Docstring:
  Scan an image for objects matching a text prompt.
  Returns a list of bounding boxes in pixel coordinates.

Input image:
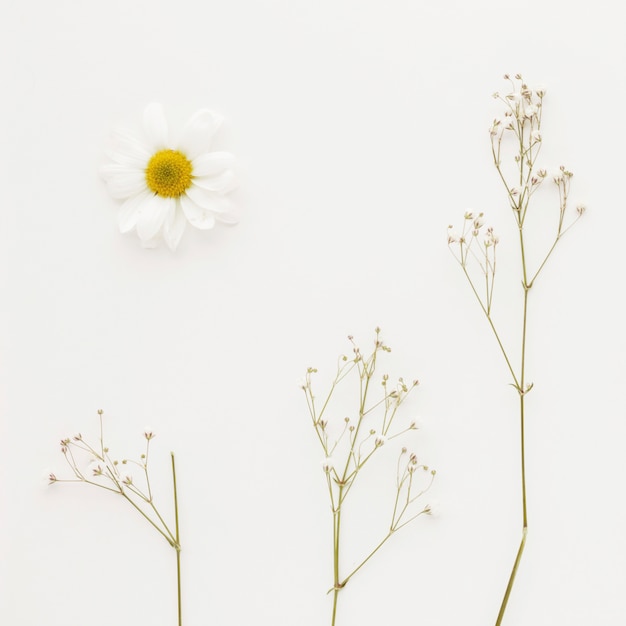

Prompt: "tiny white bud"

[524,104,538,118]
[43,470,57,487]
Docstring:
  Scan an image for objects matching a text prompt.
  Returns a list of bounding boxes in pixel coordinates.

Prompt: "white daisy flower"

[101,103,238,251]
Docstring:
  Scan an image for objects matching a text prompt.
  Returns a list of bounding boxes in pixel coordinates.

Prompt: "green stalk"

[494,229,530,625]
[330,352,375,626]
[171,452,182,626]
[331,486,344,626]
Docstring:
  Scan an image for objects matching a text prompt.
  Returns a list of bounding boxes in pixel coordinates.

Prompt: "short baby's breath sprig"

[302,329,435,626]
[449,75,584,625]
[50,410,183,626]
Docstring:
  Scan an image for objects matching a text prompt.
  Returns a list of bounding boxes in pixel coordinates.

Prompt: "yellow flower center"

[145,149,193,197]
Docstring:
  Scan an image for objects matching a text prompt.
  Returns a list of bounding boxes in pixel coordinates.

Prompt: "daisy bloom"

[101,103,238,250]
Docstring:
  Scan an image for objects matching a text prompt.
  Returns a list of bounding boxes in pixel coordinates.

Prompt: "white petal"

[180,194,216,230]
[136,194,173,241]
[215,211,239,226]
[143,103,169,150]
[193,170,237,194]
[163,202,187,251]
[102,168,146,200]
[100,163,132,181]
[118,190,152,233]
[177,109,223,160]
[185,185,231,213]
[214,211,239,225]
[192,152,235,177]
[109,129,151,167]
[140,237,160,249]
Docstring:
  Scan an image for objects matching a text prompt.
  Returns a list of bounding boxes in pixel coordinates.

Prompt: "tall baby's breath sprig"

[302,329,435,626]
[49,410,183,626]
[448,75,584,625]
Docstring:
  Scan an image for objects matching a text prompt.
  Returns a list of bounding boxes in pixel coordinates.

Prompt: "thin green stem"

[119,491,176,548]
[171,453,182,626]
[461,264,520,390]
[494,224,531,625]
[337,532,392,590]
[149,501,176,544]
[520,396,528,528]
[331,588,339,626]
[495,528,528,626]
[331,485,344,626]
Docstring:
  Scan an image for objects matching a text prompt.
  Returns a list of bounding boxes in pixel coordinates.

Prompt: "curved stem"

[495,527,528,626]
[171,453,182,626]
[495,230,531,624]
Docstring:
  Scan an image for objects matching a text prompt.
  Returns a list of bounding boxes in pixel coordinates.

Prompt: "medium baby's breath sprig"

[302,329,435,626]
[49,410,183,626]
[448,75,584,625]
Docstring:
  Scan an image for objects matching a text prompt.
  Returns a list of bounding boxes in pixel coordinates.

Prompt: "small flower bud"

[524,105,538,118]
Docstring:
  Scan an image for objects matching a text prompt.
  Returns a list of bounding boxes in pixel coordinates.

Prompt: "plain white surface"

[1,1,625,625]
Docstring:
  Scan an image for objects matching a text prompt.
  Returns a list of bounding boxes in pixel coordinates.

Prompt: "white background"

[1,1,625,625]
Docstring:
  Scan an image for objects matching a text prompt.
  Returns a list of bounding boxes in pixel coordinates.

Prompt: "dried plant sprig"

[448,75,584,625]
[302,328,435,626]
[50,410,183,626]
